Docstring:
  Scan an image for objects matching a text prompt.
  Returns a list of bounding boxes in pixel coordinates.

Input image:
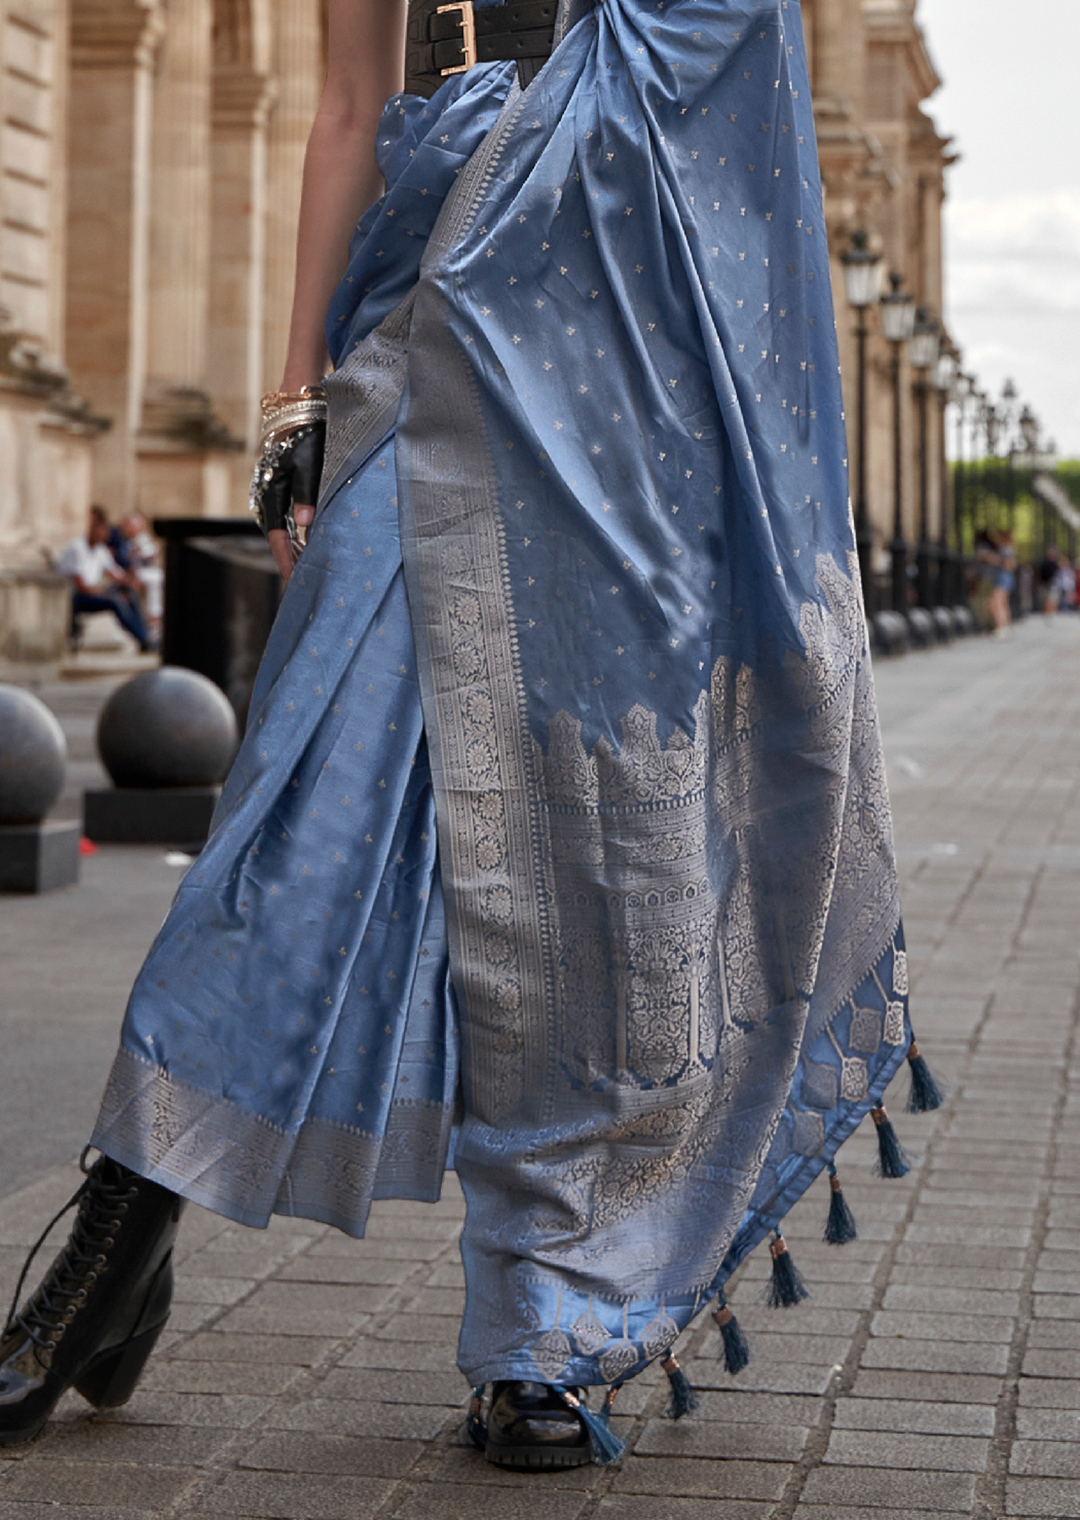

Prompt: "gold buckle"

[437,1,477,75]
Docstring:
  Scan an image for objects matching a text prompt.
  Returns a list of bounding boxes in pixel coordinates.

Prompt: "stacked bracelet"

[250,384,329,540]
[258,386,328,450]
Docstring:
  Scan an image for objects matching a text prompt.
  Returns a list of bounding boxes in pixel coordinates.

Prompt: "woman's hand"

[268,504,316,583]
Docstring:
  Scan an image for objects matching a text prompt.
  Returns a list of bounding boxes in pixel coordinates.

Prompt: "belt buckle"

[437,1,477,75]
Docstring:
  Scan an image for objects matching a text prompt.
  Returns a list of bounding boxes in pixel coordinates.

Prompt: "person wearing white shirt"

[56,507,151,651]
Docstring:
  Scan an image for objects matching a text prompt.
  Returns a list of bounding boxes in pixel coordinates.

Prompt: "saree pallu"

[94,0,913,1389]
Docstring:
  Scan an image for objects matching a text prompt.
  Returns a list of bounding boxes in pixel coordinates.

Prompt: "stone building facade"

[0,0,949,674]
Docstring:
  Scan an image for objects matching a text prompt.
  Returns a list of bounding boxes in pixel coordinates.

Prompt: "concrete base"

[84,787,220,845]
[0,820,80,893]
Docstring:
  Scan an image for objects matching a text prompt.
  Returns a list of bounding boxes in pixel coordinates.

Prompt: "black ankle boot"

[0,1153,184,1446]
[485,1380,591,1469]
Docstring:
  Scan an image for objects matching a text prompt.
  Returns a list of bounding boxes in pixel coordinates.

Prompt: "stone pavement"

[2,616,1080,1520]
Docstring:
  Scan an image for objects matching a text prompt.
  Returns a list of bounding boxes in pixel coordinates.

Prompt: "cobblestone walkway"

[2,617,1079,1520]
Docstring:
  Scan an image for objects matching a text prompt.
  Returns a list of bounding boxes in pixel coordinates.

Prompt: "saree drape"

[93,0,911,1388]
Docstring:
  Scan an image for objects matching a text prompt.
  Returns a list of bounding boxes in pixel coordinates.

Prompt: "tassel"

[712,1291,751,1373]
[660,1352,699,1420]
[905,1040,947,1114]
[599,1383,621,1428]
[465,1385,486,1451]
[871,1104,913,1178]
[823,1161,858,1245]
[765,1230,811,1307]
[559,1388,626,1466]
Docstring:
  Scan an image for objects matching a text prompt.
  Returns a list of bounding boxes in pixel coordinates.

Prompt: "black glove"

[251,420,327,542]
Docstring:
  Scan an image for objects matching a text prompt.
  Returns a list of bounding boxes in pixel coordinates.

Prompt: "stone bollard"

[0,685,80,892]
[83,667,239,847]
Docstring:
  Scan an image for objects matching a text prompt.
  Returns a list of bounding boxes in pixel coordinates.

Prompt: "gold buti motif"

[598,1338,639,1384]
[530,1327,573,1382]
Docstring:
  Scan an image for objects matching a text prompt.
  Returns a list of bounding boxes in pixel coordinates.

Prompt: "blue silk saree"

[93,0,912,1389]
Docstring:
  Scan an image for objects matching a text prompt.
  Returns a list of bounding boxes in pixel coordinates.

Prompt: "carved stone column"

[262,0,322,393]
[66,0,164,512]
[209,7,274,454]
[137,0,241,518]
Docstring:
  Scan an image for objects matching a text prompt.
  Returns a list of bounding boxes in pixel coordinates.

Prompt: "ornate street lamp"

[881,273,916,612]
[935,343,960,604]
[953,370,975,597]
[909,307,939,608]
[841,230,882,605]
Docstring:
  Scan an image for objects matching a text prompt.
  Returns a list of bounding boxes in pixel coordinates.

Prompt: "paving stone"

[870,1310,1014,1344]
[800,1465,977,1511]
[339,1340,462,1373]
[1028,1320,1080,1348]
[1017,1407,1080,1441]
[881,1283,1021,1316]
[1005,1476,1080,1516]
[36,1420,235,1466]
[1018,1379,1080,1411]
[87,1390,271,1428]
[690,1392,824,1427]
[687,1358,834,1396]
[611,1456,790,1501]
[596,1500,770,1520]
[2,1461,201,1509]
[170,1331,338,1366]
[1022,1348,1080,1379]
[265,1398,456,1440]
[238,1432,424,1477]
[197,1471,396,1518]
[1032,1294,1080,1320]
[0,1509,158,1520]
[795,1510,963,1520]
[833,1396,995,1436]
[850,1374,1002,1404]
[367,1312,464,1344]
[140,1360,304,1396]
[392,1489,589,1520]
[860,1338,1008,1376]
[212,1304,370,1339]
[1010,1441,1080,1479]
[423,1447,597,1490]
[172,1275,256,1306]
[634,1419,808,1462]
[316,1367,470,1407]
[275,1255,413,1285]
[823,1428,990,1473]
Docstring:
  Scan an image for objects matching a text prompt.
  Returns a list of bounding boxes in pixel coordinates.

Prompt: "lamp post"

[880,272,916,611]
[909,307,939,608]
[953,371,974,602]
[935,342,959,605]
[1019,405,1042,555]
[841,230,882,607]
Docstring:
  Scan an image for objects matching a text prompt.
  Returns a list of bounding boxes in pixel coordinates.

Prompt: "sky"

[916,0,1080,459]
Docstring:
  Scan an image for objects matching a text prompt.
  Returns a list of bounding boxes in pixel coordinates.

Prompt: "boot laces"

[3,1147,139,1361]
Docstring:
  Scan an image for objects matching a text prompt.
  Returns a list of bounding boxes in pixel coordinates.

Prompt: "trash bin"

[154,518,280,728]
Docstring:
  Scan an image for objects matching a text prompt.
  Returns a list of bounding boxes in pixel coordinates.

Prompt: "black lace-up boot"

[0,1152,184,1446]
[485,1380,591,1469]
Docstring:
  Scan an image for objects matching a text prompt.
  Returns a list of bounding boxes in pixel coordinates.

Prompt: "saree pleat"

[95,0,914,1389]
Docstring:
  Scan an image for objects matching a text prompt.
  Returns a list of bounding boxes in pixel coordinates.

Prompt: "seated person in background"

[119,512,165,643]
[56,506,153,652]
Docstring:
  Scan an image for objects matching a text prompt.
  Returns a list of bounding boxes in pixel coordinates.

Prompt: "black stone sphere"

[0,684,68,824]
[97,667,239,790]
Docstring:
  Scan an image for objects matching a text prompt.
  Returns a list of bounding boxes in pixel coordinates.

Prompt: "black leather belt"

[405,0,558,98]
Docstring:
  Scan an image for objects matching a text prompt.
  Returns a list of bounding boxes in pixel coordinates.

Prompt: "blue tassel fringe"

[560,1389,626,1465]
[871,1105,913,1178]
[905,1040,947,1113]
[713,1291,751,1373]
[765,1230,811,1307]
[823,1161,858,1245]
[661,1353,699,1420]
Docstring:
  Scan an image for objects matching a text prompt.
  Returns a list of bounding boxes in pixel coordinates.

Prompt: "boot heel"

[73,1321,166,1409]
